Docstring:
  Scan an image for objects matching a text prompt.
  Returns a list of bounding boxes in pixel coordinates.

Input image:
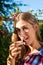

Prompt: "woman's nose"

[20,31,26,38]
[21,30,25,35]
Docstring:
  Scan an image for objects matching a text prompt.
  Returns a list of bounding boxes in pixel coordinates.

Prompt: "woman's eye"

[23,27,28,32]
[16,28,20,34]
[23,27,28,30]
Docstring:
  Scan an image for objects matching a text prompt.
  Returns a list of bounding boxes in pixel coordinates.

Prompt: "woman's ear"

[34,23,39,32]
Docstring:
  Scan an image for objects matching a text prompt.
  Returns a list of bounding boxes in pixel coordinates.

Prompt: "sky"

[14,0,43,12]
[13,0,43,20]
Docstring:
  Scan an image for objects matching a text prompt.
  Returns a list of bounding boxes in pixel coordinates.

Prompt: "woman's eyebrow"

[15,28,20,31]
[22,25,27,28]
[22,25,28,29]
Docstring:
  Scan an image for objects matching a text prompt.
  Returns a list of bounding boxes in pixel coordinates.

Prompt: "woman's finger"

[11,47,21,53]
[7,57,11,65]
[11,50,21,57]
[14,41,25,47]
[9,43,15,51]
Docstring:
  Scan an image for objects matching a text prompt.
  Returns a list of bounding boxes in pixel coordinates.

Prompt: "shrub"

[39,22,43,42]
[0,25,12,65]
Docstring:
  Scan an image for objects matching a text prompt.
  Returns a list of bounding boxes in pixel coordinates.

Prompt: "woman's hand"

[7,41,25,65]
[9,41,25,57]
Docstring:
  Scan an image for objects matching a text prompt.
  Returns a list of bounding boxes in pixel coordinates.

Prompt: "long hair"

[15,12,41,41]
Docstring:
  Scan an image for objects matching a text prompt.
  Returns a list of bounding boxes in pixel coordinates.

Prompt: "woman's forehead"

[16,20,32,29]
[16,20,27,27]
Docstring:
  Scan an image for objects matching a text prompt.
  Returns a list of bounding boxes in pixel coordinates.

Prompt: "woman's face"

[16,20,37,46]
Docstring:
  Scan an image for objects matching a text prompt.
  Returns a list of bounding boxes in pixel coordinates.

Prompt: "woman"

[7,12,43,65]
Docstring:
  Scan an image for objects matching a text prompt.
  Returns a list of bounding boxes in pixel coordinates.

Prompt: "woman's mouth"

[23,38,28,42]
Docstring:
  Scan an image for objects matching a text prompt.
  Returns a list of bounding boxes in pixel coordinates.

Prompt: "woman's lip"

[23,38,28,42]
[23,40,26,42]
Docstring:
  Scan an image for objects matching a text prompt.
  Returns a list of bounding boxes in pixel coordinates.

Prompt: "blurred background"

[0,0,43,65]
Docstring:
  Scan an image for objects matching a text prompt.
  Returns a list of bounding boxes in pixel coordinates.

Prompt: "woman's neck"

[31,39,41,50]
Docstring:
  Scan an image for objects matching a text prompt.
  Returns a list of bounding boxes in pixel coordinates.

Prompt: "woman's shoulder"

[39,47,43,56]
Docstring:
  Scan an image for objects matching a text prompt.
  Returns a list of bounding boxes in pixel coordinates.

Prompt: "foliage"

[28,9,43,20]
[39,22,43,42]
[0,25,12,65]
[0,0,21,33]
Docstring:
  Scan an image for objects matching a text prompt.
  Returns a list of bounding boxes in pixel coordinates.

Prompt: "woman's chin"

[26,41,32,46]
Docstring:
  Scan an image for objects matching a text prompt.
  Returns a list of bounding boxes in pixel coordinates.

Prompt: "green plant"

[39,22,43,42]
[0,25,12,65]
